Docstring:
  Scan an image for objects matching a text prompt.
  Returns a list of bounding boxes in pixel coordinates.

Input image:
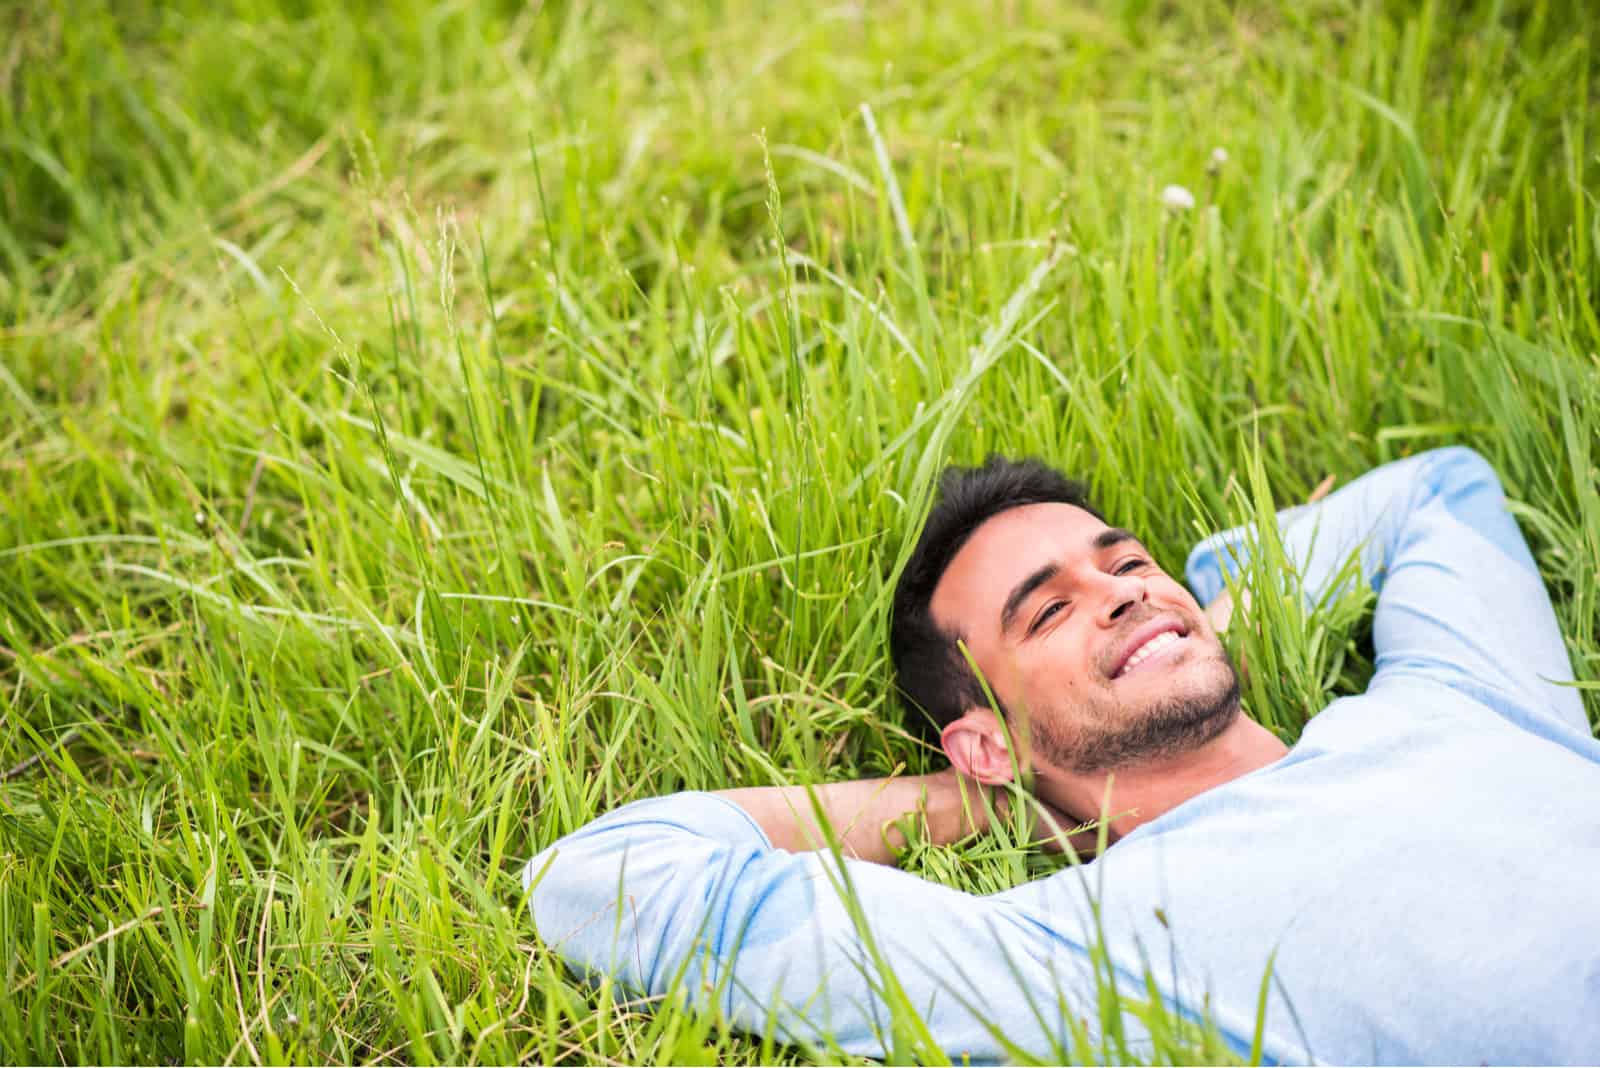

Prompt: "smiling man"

[524,447,1600,1064]
[898,460,1284,843]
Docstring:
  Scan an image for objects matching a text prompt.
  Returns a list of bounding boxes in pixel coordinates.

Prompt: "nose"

[1095,570,1148,627]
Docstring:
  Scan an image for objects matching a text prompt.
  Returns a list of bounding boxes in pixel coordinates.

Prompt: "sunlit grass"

[2,0,1597,1061]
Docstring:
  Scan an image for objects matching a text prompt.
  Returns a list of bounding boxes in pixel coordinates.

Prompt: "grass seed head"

[1161,183,1196,211]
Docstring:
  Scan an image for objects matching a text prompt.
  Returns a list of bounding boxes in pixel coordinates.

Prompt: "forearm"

[1186,455,1421,608]
[715,768,991,865]
[523,790,1086,1061]
[1185,448,1584,733]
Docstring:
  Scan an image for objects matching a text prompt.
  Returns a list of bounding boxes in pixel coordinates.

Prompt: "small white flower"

[1160,184,1196,212]
[1209,146,1229,169]
[194,511,206,526]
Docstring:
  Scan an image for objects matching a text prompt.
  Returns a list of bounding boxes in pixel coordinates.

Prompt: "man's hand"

[1206,587,1239,634]
[991,782,1105,860]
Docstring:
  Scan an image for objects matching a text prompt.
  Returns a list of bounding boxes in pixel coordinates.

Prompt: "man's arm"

[523,790,1119,1061]
[1186,446,1588,740]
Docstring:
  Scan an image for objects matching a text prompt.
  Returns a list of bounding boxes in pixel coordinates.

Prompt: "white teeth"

[1119,631,1179,676]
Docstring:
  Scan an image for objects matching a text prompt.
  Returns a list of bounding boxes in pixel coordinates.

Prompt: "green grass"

[3,0,1598,1061]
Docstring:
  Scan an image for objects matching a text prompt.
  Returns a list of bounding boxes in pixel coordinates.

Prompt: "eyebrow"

[1094,527,1139,551]
[1000,562,1060,636]
[997,528,1144,635]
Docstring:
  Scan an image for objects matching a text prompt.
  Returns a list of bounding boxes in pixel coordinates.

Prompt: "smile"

[1112,624,1188,679]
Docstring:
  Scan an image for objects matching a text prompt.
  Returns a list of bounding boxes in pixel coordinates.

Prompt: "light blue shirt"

[524,448,1600,1064]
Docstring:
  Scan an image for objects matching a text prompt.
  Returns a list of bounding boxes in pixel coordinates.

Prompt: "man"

[524,447,1600,1063]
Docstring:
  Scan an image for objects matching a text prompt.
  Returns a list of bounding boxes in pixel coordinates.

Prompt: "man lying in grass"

[524,447,1600,1064]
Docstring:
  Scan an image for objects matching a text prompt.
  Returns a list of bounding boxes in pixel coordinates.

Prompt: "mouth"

[1110,618,1190,680]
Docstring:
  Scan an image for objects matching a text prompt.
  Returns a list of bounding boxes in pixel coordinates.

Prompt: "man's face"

[929,502,1240,774]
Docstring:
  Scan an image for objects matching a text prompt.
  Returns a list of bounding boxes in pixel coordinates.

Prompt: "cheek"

[1156,582,1205,624]
[1016,635,1094,701]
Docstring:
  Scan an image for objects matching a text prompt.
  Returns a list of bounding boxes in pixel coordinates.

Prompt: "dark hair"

[889,455,1102,745]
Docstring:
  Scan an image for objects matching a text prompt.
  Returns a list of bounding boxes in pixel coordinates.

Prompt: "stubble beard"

[1028,644,1243,776]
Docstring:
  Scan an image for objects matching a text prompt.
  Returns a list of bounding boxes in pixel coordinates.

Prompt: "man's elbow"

[1424,445,1503,495]
[520,833,629,947]
[520,843,573,940]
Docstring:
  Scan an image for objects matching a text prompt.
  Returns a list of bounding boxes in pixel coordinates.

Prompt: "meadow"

[3,0,1598,1062]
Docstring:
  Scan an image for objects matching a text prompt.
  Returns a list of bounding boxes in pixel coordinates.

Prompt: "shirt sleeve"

[1185,446,1588,740]
[523,792,1122,1062]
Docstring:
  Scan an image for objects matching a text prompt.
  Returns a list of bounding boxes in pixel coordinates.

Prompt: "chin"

[1121,641,1235,707]
[1152,650,1241,728]
[1154,668,1240,735]
[1058,650,1242,774]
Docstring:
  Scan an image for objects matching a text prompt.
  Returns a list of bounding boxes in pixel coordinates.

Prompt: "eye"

[1028,600,1066,634]
[1115,557,1148,575]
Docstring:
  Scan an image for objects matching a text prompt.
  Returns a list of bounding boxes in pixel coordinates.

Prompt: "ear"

[941,708,1016,785]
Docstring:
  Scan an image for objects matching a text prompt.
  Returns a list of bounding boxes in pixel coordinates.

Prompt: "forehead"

[929,502,1112,630]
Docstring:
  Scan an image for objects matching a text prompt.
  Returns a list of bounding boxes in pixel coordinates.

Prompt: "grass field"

[3,0,1599,1062]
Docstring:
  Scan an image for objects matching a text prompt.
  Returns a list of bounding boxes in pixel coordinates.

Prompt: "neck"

[1035,713,1288,843]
